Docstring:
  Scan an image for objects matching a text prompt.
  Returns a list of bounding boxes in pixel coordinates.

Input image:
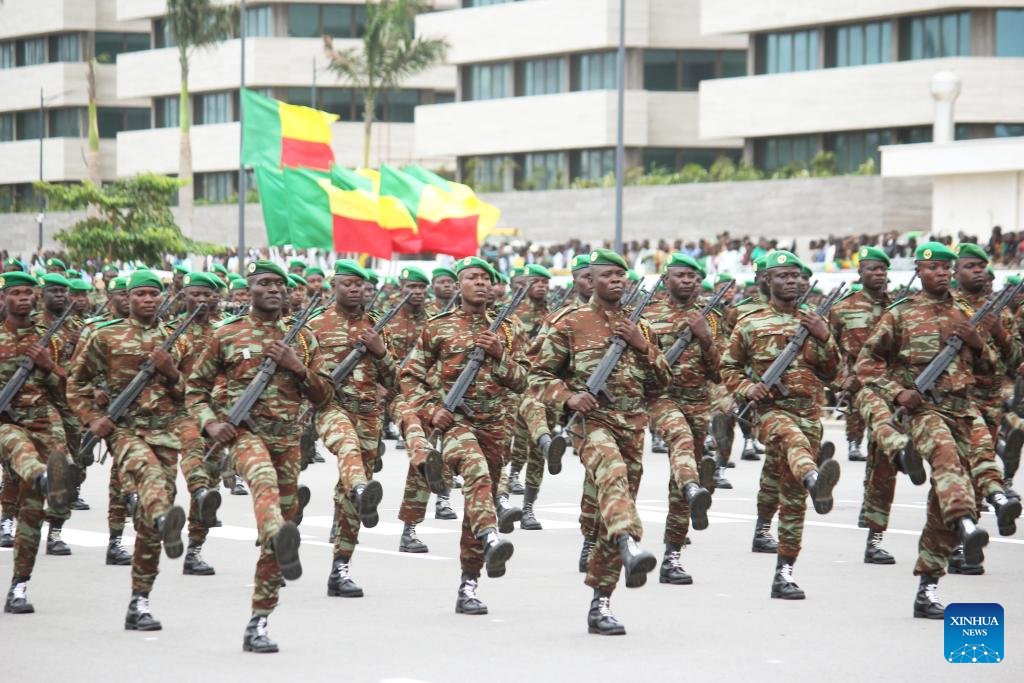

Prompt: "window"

[322,4,353,38]
[644,49,747,89]
[17,37,47,66]
[828,21,892,67]
[288,4,320,37]
[996,10,1024,57]
[196,172,233,203]
[155,96,180,128]
[244,5,274,37]
[0,42,15,69]
[754,135,817,172]
[94,32,150,62]
[289,4,363,38]
[899,12,969,60]
[48,33,81,63]
[755,30,819,74]
[523,152,567,190]
[463,0,520,6]
[572,52,616,91]
[434,91,455,105]
[643,49,676,90]
[98,108,149,138]
[720,51,746,78]
[642,148,677,172]
[320,88,355,120]
[0,114,13,142]
[996,123,1024,138]
[463,155,513,192]
[519,57,563,96]
[154,19,177,48]
[195,92,232,124]
[465,63,511,100]
[681,51,716,90]
[827,129,894,173]
[575,149,615,180]
[382,90,419,123]
[48,108,81,137]
[16,111,42,140]
[642,148,741,172]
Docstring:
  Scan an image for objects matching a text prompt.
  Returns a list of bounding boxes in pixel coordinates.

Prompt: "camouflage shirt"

[957,290,1020,394]
[0,319,65,419]
[645,296,723,396]
[386,305,430,365]
[829,289,891,366]
[309,305,396,409]
[516,297,549,337]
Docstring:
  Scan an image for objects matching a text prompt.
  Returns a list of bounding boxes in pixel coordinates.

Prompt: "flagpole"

[237,0,247,271]
[613,0,625,254]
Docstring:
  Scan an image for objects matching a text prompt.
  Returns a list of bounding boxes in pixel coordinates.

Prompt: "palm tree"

[165,0,237,236]
[324,0,448,167]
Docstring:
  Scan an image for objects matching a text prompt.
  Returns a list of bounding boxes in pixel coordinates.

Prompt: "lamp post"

[238,0,247,269]
[613,0,625,254]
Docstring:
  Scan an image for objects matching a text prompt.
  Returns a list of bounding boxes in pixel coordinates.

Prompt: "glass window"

[48,33,81,63]
[573,52,616,91]
[155,96,180,128]
[196,172,233,203]
[995,123,1024,138]
[16,111,41,140]
[245,5,274,37]
[197,92,232,124]
[383,90,418,122]
[0,113,13,141]
[18,37,47,66]
[643,49,677,90]
[434,91,455,105]
[720,51,746,78]
[520,57,563,96]
[154,19,177,48]
[463,155,513,192]
[318,88,354,121]
[757,29,817,74]
[466,63,510,101]
[642,148,677,172]
[322,4,353,38]
[576,149,615,180]
[98,107,149,138]
[754,135,816,171]
[829,21,891,67]
[900,12,969,60]
[354,5,368,37]
[48,108,81,137]
[522,152,567,190]
[827,129,894,173]
[0,42,14,69]
[94,32,150,63]
[996,10,1024,56]
[681,50,716,90]
[288,4,320,37]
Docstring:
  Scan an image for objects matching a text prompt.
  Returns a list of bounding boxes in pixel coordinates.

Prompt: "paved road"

[2,421,1021,682]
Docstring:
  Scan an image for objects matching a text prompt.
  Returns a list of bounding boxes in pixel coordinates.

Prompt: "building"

[698,1,1024,174]
[413,0,748,192]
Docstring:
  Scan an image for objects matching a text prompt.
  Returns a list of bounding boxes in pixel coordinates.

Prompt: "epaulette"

[836,289,859,304]
[83,315,107,326]
[886,297,911,311]
[735,306,765,322]
[94,318,125,331]
[428,308,457,321]
[212,315,242,330]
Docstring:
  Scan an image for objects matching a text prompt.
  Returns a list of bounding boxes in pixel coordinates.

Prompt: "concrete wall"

[0,175,932,255]
[932,172,1023,236]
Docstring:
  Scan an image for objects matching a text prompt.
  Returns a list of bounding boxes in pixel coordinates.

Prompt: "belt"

[122,414,174,430]
[936,394,972,413]
[604,396,644,412]
[460,396,506,413]
[764,396,819,412]
[251,421,301,437]
[667,386,708,401]
[334,396,382,415]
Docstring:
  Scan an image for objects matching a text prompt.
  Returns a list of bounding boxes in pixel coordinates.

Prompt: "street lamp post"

[37,87,44,251]
[614,0,625,254]
[238,0,247,270]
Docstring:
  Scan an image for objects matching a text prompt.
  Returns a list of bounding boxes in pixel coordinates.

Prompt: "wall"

[932,172,1023,236]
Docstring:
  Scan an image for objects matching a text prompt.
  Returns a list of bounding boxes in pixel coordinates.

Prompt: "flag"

[332,167,421,254]
[379,165,479,258]
[402,165,501,240]
[253,165,290,246]
[241,88,338,172]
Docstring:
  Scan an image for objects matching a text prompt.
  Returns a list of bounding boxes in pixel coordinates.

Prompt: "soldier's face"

[306,274,324,293]
[42,285,68,313]
[289,265,305,275]
[184,286,212,319]
[667,267,700,300]
[249,274,287,314]
[955,257,987,294]
[528,276,549,302]
[459,269,491,306]
[573,268,594,300]
[110,290,130,317]
[362,282,376,303]
[491,282,507,301]
[592,265,626,304]
[70,291,89,314]
[858,261,888,292]
[173,273,184,290]
[768,267,802,302]
[289,287,306,309]
[334,274,366,309]
[129,286,162,320]
[233,289,251,305]
[917,260,952,295]
[4,286,36,317]
[432,276,455,300]
[402,280,428,307]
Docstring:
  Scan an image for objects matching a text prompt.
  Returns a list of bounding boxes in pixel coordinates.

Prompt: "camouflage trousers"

[172,415,216,545]
[1,465,18,519]
[107,457,130,533]
[0,417,67,578]
[649,396,708,545]
[499,396,554,495]
[228,428,302,616]
[45,415,81,527]
[757,408,822,559]
[856,387,899,532]
[109,429,177,595]
[576,419,644,594]
[709,384,735,462]
[396,407,433,526]
[317,404,382,558]
[845,390,865,443]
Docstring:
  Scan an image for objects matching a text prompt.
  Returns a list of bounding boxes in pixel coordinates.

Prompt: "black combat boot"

[804,459,841,515]
[183,542,215,575]
[616,535,656,588]
[479,528,514,578]
[659,542,692,585]
[455,572,487,615]
[740,438,760,461]
[231,475,248,496]
[70,487,90,511]
[578,536,595,573]
[864,529,895,565]
[751,516,778,553]
[587,589,626,635]
[1006,477,1021,502]
[898,440,927,486]
[327,556,363,597]
[913,575,944,619]
[192,487,222,529]
[651,433,668,454]
[4,576,33,614]
[45,520,71,556]
[124,592,161,631]
[399,522,428,553]
[106,530,132,566]
[987,492,1022,536]
[45,453,72,512]
[271,522,302,580]
[294,485,311,526]
[956,516,989,566]
[682,482,712,531]
[948,544,984,575]
[0,516,14,548]
[1002,427,1024,484]
[847,439,866,462]
[508,464,525,495]
[353,480,383,528]
[435,492,457,520]
[698,455,717,494]
[544,433,568,475]
[713,466,733,489]
[770,556,805,600]
[155,505,186,559]
[494,494,522,533]
[520,486,543,530]
[420,449,446,494]
[242,614,278,653]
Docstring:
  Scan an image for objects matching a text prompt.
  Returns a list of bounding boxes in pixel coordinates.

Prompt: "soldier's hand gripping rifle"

[0,304,75,424]
[545,274,666,475]
[664,281,733,366]
[733,281,847,426]
[203,293,322,463]
[331,292,412,390]
[80,304,207,467]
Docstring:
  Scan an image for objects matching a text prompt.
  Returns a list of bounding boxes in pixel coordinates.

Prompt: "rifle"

[664,281,734,366]
[90,298,110,319]
[733,281,846,425]
[546,275,666,474]
[331,292,412,389]
[203,293,322,463]
[80,304,207,467]
[550,283,574,311]
[893,272,917,302]
[364,286,384,314]
[439,292,461,316]
[619,279,643,307]
[0,304,75,423]
[155,290,182,320]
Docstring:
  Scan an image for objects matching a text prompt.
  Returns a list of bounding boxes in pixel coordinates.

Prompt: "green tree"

[38,174,224,264]
[165,0,238,236]
[323,0,448,167]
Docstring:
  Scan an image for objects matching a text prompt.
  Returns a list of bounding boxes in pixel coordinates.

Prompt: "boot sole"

[913,605,945,619]
[698,456,717,493]
[435,510,458,520]
[4,604,35,614]
[295,485,311,525]
[520,518,543,531]
[46,455,73,512]
[812,459,841,515]
[623,553,657,588]
[161,506,186,559]
[399,543,429,554]
[125,621,162,631]
[901,443,927,486]
[962,527,989,566]
[106,557,132,566]
[273,522,303,581]
[659,573,694,585]
[485,541,515,578]
[455,603,488,615]
[422,450,447,495]
[864,553,896,565]
[741,452,760,461]
[327,587,364,598]
[359,480,383,529]
[546,435,568,475]
[751,541,778,554]
[819,441,835,462]
[243,639,279,653]
[588,625,626,635]
[198,489,222,529]
[497,509,523,534]
[770,589,806,600]
[948,564,985,575]
[183,566,216,576]
[996,498,1022,537]
[687,488,712,531]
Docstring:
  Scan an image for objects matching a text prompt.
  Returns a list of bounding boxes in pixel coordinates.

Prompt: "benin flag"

[380,165,479,258]
[241,89,338,171]
[332,167,421,254]
[403,165,501,241]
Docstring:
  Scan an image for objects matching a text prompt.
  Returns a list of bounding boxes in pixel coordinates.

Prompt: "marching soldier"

[516,264,551,338]
[304,266,326,297]
[424,266,457,317]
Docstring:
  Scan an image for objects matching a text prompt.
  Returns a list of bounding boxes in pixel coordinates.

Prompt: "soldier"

[3,257,27,273]
[309,260,391,598]
[304,266,326,297]
[228,278,251,313]
[363,271,381,313]
[45,257,67,275]
[68,278,93,317]
[211,263,231,286]
[67,270,189,630]
[720,250,842,600]
[101,264,119,290]
[491,272,509,306]
[400,256,523,615]
[830,246,900,563]
[530,248,671,636]
[424,266,457,317]
[856,242,1020,619]
[517,264,551,338]
[0,271,77,613]
[287,274,308,316]
[288,259,307,276]
[186,260,332,652]
[645,253,719,585]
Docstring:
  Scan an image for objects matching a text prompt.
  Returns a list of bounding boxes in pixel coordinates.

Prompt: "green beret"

[453,256,497,283]
[212,263,229,275]
[45,257,67,271]
[183,272,220,290]
[365,270,380,284]
[213,277,227,291]
[915,241,957,262]
[288,259,306,269]
[245,259,288,281]
[0,272,40,289]
[812,286,824,295]
[701,279,713,291]
[66,269,80,279]
[323,281,331,290]
[665,252,707,278]
[128,270,164,291]
[172,264,190,275]
[287,274,307,289]
[764,250,802,270]
[956,243,989,263]
[716,273,735,284]
[229,279,249,291]
[432,267,457,282]
[385,276,399,286]
[800,262,812,277]
[754,255,769,272]
[228,274,245,284]
[987,266,995,278]
[857,246,891,267]
[108,276,128,292]
[1007,274,1022,286]
[743,279,756,287]
[69,279,93,292]
[40,273,71,288]
[526,264,552,280]
[571,254,591,271]
[334,259,367,280]
[400,266,430,284]
[588,248,628,271]
[4,257,26,270]
[304,266,325,278]
[496,272,510,284]
[32,266,45,277]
